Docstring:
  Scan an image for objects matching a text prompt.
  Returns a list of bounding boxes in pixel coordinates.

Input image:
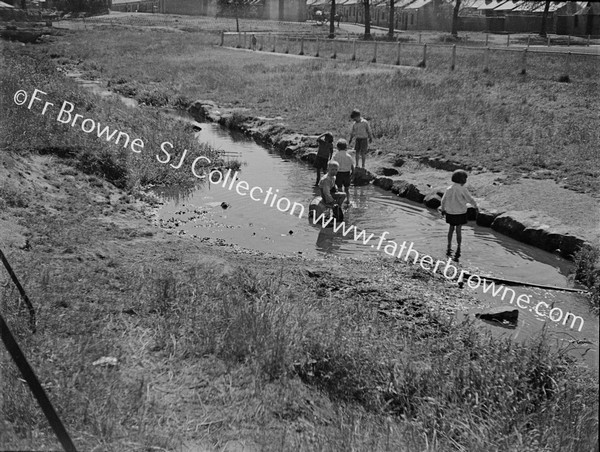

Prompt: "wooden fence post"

[526,35,530,48]
[567,34,570,46]
[547,36,551,47]
[273,34,277,52]
[316,37,320,57]
[237,31,241,48]
[420,44,427,67]
[285,36,289,54]
[418,32,422,44]
[566,51,571,77]
[220,31,224,46]
[372,40,377,63]
[351,39,356,61]
[588,34,591,46]
[300,37,304,55]
[485,33,489,46]
[332,39,337,59]
[395,41,401,65]
[450,44,456,70]
[483,46,490,73]
[259,35,264,51]
[521,48,527,75]
[506,33,510,47]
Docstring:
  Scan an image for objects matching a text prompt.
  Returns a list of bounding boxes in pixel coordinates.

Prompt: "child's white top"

[441,183,478,215]
[332,151,354,172]
[351,118,372,139]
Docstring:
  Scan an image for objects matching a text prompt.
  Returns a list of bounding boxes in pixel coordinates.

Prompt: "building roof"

[0,0,15,7]
[404,0,432,9]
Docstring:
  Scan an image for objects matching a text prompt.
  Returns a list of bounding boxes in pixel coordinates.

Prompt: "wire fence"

[221,31,599,81]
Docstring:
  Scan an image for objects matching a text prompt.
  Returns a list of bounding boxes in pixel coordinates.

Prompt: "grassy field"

[43,23,600,195]
[0,23,599,452]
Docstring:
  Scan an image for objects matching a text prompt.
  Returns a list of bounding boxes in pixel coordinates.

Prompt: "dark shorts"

[355,138,368,155]
[335,172,351,189]
[314,156,328,171]
[446,213,468,226]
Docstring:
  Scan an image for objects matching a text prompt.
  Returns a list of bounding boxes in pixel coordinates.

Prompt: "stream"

[61,71,597,369]
[154,121,599,369]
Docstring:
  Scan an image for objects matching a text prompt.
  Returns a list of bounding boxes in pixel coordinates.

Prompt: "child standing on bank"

[440,170,478,261]
[314,132,334,186]
[348,109,373,169]
[331,139,354,205]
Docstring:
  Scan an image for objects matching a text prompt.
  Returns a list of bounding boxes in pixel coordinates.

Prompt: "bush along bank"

[187,99,591,261]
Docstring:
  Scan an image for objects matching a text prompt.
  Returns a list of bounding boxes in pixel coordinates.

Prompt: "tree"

[451,0,461,37]
[218,0,244,33]
[539,0,551,37]
[363,0,372,39]
[388,0,395,39]
[329,0,336,38]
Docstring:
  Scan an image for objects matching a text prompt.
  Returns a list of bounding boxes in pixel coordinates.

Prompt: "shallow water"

[155,122,598,368]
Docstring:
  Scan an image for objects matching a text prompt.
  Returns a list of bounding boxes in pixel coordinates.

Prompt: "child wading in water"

[440,170,478,261]
[331,139,354,205]
[314,132,334,186]
[348,109,373,169]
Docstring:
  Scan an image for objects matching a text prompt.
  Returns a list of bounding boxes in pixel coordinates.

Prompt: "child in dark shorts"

[440,170,478,261]
[314,132,334,186]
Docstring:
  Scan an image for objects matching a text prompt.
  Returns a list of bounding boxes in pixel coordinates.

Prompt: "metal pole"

[450,44,456,71]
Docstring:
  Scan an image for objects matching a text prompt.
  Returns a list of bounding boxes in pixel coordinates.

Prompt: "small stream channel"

[155,121,599,368]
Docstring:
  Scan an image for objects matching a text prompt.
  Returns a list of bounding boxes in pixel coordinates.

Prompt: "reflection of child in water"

[440,170,478,261]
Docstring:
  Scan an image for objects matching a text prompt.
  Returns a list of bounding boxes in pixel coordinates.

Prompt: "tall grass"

[2,245,596,451]
[0,44,222,190]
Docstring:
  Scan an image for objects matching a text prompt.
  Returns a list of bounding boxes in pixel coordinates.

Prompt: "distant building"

[158,0,307,21]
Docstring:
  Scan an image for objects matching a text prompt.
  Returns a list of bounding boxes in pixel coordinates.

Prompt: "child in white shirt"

[440,170,478,261]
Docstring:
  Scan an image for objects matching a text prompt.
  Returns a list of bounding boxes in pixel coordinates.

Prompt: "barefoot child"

[440,170,478,261]
[331,139,354,205]
[348,109,373,169]
[314,132,334,186]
